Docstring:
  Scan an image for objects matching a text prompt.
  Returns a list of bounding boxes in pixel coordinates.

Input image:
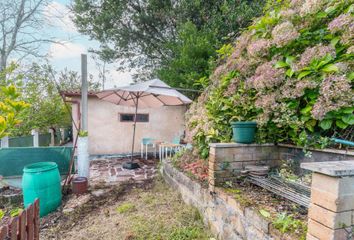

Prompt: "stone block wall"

[162,161,276,240]
[209,143,279,187]
[302,161,354,240]
[209,143,354,189]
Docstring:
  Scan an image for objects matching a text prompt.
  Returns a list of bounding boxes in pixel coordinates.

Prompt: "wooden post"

[48,129,55,146]
[31,129,39,147]
[0,136,9,148]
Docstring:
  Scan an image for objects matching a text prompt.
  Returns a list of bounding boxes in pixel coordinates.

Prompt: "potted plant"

[231,121,257,143]
[230,98,258,144]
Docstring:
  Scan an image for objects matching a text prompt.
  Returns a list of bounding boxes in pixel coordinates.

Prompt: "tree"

[0,65,29,138]
[0,0,55,70]
[72,0,264,85]
[9,64,101,136]
[157,22,216,96]
[91,54,109,90]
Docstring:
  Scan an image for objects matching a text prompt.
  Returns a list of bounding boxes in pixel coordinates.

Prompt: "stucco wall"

[71,97,187,155]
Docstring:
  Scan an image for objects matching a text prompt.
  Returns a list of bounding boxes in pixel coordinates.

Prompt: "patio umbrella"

[96,79,192,169]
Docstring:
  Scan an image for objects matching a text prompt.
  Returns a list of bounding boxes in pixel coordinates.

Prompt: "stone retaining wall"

[162,161,276,240]
[209,143,354,188]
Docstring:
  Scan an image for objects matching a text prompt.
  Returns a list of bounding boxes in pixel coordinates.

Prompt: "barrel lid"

[23,162,58,173]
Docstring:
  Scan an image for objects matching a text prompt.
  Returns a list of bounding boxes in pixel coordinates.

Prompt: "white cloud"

[44,1,77,33]
[108,70,134,88]
[49,41,86,59]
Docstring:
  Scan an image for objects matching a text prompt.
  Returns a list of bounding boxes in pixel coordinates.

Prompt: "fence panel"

[0,199,39,240]
[38,133,51,146]
[8,136,33,147]
[0,147,73,177]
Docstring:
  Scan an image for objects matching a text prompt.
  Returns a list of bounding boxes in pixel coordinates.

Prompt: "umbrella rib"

[100,91,116,99]
[153,94,167,106]
[114,91,126,105]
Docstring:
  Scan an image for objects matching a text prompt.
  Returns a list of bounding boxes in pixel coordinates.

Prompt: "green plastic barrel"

[22,162,62,217]
[231,121,257,143]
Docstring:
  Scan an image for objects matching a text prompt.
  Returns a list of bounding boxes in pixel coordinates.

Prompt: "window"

[119,113,149,122]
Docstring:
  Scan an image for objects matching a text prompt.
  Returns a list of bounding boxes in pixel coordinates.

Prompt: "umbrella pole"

[123,95,140,169]
[131,97,139,162]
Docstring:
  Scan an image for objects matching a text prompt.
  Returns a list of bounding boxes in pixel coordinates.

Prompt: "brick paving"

[89,158,158,187]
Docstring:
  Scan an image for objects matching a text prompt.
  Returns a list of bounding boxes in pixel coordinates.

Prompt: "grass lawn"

[41,177,213,240]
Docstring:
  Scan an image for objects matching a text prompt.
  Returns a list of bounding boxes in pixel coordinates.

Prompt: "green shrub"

[187,0,354,158]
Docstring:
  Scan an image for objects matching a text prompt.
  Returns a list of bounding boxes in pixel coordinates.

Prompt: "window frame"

[119,113,149,123]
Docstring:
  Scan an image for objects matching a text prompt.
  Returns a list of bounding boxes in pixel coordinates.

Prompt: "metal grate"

[246,175,310,208]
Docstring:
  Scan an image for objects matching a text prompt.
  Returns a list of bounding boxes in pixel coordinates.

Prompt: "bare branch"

[0,0,52,70]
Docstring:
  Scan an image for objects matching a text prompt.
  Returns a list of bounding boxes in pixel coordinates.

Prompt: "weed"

[0,209,4,220]
[273,212,305,234]
[169,226,205,240]
[116,203,136,214]
[225,188,252,206]
[10,208,23,217]
[259,209,271,218]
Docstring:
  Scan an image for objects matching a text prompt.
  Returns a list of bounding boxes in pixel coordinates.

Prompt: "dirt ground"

[40,177,213,240]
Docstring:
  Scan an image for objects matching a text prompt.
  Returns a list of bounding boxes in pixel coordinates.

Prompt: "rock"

[91,189,109,197]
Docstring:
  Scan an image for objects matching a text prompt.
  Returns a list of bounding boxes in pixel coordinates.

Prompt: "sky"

[42,0,133,88]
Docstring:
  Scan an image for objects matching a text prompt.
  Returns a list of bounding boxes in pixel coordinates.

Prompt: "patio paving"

[89,157,158,187]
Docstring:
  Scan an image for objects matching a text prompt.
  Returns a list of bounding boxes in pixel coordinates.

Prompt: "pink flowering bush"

[186,0,354,157]
[249,61,285,90]
[271,21,299,47]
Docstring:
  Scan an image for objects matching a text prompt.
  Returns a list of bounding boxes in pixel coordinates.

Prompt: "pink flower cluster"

[255,93,278,124]
[280,9,296,20]
[232,32,252,58]
[328,14,353,33]
[247,39,271,57]
[279,78,318,99]
[341,23,354,45]
[224,78,239,97]
[272,21,300,47]
[249,61,285,90]
[297,44,336,70]
[312,75,353,120]
[299,0,323,16]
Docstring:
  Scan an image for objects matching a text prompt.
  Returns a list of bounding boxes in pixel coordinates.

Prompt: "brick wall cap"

[209,143,275,148]
[278,144,354,156]
[301,161,354,176]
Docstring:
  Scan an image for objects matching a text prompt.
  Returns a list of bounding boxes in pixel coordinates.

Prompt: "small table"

[159,143,182,162]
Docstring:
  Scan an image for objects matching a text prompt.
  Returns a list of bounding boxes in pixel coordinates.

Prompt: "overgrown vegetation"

[0,63,100,136]
[72,0,265,93]
[273,212,307,239]
[116,203,135,214]
[41,179,212,240]
[0,65,29,138]
[186,0,354,158]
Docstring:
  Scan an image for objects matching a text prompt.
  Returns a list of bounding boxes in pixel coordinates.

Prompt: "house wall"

[71,97,187,155]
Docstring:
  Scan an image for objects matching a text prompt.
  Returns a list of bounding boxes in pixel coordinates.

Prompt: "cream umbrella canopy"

[96,79,192,169]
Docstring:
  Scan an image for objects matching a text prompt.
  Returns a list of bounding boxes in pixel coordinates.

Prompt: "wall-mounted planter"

[231,121,257,144]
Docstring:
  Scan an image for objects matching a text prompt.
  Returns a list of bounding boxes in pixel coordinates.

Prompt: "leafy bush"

[0,65,30,138]
[187,0,354,157]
